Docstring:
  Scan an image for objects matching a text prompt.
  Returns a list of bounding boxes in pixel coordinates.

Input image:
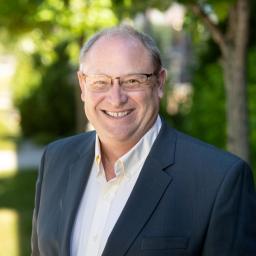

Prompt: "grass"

[0,170,37,256]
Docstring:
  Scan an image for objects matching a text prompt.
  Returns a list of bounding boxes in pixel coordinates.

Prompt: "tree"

[189,0,251,162]
[17,42,76,143]
[0,0,118,138]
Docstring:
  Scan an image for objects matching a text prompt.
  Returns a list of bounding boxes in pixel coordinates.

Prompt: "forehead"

[81,35,154,74]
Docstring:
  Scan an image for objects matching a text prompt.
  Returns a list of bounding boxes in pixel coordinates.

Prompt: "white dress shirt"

[71,116,162,256]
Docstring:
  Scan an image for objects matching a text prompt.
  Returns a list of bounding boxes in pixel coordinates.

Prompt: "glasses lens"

[86,75,111,91]
[121,74,149,90]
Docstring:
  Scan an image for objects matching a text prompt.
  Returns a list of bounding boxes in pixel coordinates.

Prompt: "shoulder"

[161,121,249,178]
[38,131,96,180]
[175,129,241,165]
[161,125,254,195]
[45,131,96,158]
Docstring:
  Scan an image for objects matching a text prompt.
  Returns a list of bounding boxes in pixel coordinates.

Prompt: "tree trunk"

[222,0,250,162]
[223,50,249,162]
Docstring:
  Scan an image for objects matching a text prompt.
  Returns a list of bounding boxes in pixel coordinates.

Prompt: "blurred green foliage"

[160,38,226,148]
[248,47,256,170]
[5,0,118,144]
[16,42,76,144]
[181,62,226,148]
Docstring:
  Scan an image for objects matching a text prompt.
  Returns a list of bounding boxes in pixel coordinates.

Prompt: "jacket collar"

[102,121,177,256]
[60,131,96,256]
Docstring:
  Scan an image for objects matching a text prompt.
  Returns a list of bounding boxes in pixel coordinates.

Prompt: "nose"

[106,80,128,107]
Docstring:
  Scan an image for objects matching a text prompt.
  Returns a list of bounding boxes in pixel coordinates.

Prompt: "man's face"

[78,35,166,148]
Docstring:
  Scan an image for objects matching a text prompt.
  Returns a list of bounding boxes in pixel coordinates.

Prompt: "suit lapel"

[102,122,177,256]
[59,133,96,256]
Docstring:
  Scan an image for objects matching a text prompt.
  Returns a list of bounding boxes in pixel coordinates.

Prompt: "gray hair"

[79,25,162,73]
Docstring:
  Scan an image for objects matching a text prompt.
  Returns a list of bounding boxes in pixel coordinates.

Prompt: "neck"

[99,139,136,181]
[100,139,134,163]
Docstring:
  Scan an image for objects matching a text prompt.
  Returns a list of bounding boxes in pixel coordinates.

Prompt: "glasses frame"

[78,71,157,92]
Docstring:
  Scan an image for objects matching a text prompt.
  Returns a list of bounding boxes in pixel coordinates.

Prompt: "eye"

[127,79,139,84]
[94,80,108,86]
[122,77,141,88]
[88,76,110,91]
[91,76,110,89]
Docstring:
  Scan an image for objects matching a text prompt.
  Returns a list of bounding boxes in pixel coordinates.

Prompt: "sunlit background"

[0,0,255,255]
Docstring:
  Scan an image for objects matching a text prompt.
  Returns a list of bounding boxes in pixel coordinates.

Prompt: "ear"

[157,68,167,98]
[77,71,86,102]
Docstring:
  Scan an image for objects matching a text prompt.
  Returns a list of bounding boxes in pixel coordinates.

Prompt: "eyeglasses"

[78,72,157,92]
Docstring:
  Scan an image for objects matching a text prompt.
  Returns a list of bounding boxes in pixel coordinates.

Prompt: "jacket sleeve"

[31,148,47,256]
[202,160,256,256]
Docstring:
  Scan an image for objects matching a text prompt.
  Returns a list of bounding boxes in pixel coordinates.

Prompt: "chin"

[105,131,137,142]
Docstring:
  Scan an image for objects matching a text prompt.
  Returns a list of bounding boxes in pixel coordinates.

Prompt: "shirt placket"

[85,175,122,256]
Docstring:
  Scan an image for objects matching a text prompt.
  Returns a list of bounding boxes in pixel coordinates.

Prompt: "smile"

[103,110,132,118]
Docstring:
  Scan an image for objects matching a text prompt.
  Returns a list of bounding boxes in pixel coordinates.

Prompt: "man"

[31,25,256,256]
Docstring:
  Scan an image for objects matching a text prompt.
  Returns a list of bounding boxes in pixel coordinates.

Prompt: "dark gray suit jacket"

[31,121,256,255]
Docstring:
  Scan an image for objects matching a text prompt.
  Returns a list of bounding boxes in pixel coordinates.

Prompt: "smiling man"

[31,25,256,256]
[77,32,165,180]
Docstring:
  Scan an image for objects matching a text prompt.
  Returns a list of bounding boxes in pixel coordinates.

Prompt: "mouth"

[102,110,133,118]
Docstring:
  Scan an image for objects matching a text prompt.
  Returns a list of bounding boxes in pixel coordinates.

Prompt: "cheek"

[144,89,161,105]
[125,87,160,104]
[83,92,104,107]
[84,95,107,122]
[129,93,147,109]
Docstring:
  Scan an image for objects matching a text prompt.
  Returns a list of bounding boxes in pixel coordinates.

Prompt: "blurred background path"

[0,141,43,172]
[0,55,43,172]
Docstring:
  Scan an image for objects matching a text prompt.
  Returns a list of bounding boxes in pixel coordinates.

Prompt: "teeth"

[105,111,129,118]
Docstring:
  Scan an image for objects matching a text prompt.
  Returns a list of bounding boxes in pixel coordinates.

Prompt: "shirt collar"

[94,115,162,179]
